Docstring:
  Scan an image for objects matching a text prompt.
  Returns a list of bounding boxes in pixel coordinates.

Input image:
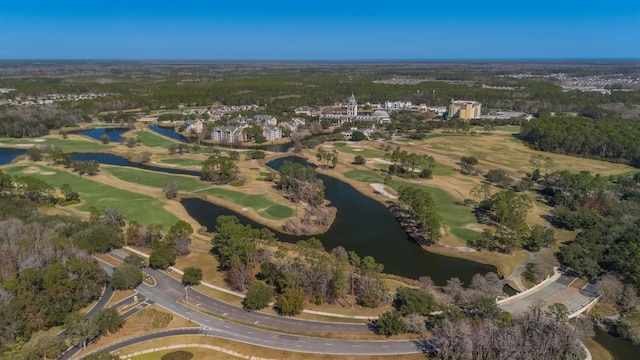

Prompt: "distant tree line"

[0,106,89,138]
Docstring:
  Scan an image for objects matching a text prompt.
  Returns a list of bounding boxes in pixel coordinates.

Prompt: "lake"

[182,155,495,283]
[148,125,189,143]
[0,147,28,165]
[64,151,495,283]
[75,127,129,142]
[70,153,201,177]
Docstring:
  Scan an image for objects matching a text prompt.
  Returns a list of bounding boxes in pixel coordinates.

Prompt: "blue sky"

[0,0,638,60]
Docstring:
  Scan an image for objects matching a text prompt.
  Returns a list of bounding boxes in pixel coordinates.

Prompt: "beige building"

[448,99,482,120]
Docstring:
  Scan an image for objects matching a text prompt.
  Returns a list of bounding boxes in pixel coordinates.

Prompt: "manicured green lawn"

[344,170,384,183]
[106,167,205,191]
[432,162,456,176]
[332,142,386,158]
[390,180,477,241]
[0,137,115,151]
[160,157,203,166]
[135,131,178,148]
[493,125,522,133]
[106,167,295,221]
[4,164,179,228]
[343,169,477,241]
[198,187,295,220]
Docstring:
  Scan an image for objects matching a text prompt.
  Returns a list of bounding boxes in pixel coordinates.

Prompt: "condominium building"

[448,99,482,120]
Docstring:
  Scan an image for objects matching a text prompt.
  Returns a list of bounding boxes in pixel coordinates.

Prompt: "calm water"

[75,127,129,142]
[148,125,189,143]
[182,156,495,283]
[0,147,27,165]
[70,153,201,177]
[594,326,640,360]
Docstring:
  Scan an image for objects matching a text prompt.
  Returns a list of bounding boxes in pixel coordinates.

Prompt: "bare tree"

[164,180,178,199]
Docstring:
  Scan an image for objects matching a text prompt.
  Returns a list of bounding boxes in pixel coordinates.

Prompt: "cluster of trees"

[201,154,241,184]
[459,156,479,176]
[594,274,640,344]
[211,216,388,314]
[546,171,640,290]
[0,195,120,358]
[0,106,89,138]
[384,149,435,179]
[315,148,338,168]
[431,301,589,360]
[277,160,325,205]
[392,186,443,245]
[376,272,506,337]
[126,220,193,270]
[371,272,589,359]
[469,190,551,253]
[519,114,640,167]
[28,146,100,176]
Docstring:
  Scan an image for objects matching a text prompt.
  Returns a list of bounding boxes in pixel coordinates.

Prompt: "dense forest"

[0,168,194,359]
[519,114,640,167]
[545,171,640,290]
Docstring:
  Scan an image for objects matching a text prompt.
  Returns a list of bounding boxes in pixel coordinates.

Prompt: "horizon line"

[1,58,640,63]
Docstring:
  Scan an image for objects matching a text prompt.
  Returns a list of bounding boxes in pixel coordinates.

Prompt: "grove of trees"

[519,114,640,167]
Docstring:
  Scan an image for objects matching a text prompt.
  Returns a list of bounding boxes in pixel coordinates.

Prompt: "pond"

[148,125,189,143]
[182,155,495,283]
[75,127,129,142]
[70,153,201,177]
[0,147,27,165]
[593,326,640,360]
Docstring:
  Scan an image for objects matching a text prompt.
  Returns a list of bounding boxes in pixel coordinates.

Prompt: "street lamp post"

[185,286,189,304]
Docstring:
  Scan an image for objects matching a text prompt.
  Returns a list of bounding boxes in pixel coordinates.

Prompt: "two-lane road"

[109,250,372,334]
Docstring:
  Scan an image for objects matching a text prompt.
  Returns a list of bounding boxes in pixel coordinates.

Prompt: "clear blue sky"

[1,0,638,60]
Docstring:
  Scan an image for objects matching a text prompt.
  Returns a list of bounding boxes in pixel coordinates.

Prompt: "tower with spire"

[346,94,358,118]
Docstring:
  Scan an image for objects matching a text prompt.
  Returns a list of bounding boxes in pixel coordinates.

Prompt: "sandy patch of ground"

[241,207,248,211]
[372,158,392,164]
[41,171,55,175]
[33,138,46,142]
[353,148,363,151]
[23,167,38,174]
[465,223,483,232]
[152,161,177,167]
[15,143,34,147]
[369,183,397,199]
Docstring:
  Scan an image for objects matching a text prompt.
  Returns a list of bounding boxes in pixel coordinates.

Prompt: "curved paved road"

[93,281,424,357]
[109,250,372,334]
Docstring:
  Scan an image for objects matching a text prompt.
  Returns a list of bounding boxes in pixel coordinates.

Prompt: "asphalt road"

[129,283,424,356]
[498,274,599,316]
[109,250,372,334]
[96,250,425,356]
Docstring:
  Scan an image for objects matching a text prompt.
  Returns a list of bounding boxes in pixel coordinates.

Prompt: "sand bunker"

[33,139,46,142]
[370,183,397,199]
